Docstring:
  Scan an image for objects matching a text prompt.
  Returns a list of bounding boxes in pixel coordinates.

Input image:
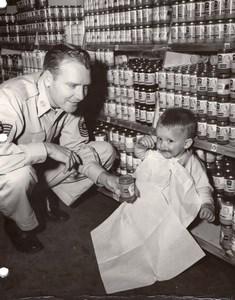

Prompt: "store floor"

[1,187,235,300]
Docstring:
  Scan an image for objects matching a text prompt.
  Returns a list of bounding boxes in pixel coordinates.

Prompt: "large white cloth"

[91,151,205,294]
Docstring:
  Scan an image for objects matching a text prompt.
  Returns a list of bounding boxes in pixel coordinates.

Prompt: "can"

[119,175,136,203]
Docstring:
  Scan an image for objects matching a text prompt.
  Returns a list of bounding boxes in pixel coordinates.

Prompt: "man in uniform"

[0,43,120,253]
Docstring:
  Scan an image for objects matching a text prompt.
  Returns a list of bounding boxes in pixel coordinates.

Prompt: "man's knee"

[5,166,38,191]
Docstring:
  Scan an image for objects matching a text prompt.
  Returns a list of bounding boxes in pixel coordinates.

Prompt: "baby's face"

[156,125,189,159]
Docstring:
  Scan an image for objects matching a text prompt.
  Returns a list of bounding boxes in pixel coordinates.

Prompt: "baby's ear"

[184,138,193,149]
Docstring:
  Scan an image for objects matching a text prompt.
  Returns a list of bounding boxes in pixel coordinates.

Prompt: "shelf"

[194,139,235,158]
[97,113,156,135]
[97,186,235,267]
[0,43,52,52]
[86,42,234,53]
[97,114,235,157]
[190,220,235,266]
[86,43,169,52]
[170,42,235,53]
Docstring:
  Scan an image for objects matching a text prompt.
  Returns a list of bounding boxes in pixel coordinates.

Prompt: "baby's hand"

[199,206,215,222]
[137,135,155,149]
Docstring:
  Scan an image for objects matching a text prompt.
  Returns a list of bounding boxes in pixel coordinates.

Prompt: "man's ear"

[43,70,53,88]
[184,138,193,149]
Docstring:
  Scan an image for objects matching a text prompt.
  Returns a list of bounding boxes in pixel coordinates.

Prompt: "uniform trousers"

[0,141,116,231]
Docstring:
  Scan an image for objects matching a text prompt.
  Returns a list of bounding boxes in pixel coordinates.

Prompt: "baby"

[134,107,215,223]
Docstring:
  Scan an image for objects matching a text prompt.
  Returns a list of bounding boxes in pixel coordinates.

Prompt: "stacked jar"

[0,53,23,82]
[93,121,143,176]
[103,57,160,127]
[170,0,235,44]
[133,58,159,126]
[156,62,203,120]
[104,62,136,123]
[84,0,173,45]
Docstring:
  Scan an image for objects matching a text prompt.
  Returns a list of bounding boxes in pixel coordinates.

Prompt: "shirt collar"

[37,74,53,117]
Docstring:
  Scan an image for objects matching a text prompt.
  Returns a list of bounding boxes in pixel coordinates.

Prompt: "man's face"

[156,125,190,159]
[48,60,91,113]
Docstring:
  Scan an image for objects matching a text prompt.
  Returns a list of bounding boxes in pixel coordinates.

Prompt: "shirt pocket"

[17,131,46,144]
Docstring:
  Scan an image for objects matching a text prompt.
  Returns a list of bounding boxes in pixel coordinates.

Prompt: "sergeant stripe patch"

[0,122,12,142]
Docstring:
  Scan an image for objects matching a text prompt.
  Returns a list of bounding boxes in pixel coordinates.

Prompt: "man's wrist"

[97,171,109,186]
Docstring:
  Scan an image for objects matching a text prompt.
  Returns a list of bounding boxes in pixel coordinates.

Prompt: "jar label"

[220,204,233,220]
[224,179,235,192]
[212,175,225,189]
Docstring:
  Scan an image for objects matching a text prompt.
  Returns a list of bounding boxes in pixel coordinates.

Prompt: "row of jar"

[106,66,235,97]
[85,24,170,45]
[16,0,46,11]
[83,0,170,13]
[0,31,65,46]
[84,5,171,29]
[170,19,235,44]
[157,90,235,122]
[0,18,81,35]
[14,6,83,25]
[171,0,235,23]
[103,100,156,126]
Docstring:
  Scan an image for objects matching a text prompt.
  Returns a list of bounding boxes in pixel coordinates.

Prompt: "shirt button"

[41,101,46,107]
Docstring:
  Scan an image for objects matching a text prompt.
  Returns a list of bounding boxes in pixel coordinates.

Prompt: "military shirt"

[0,72,105,182]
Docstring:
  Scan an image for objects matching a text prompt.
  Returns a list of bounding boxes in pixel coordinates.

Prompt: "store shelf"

[86,43,169,52]
[190,220,235,266]
[98,114,235,157]
[97,113,156,135]
[0,43,52,52]
[170,42,234,53]
[194,139,235,158]
[86,42,234,53]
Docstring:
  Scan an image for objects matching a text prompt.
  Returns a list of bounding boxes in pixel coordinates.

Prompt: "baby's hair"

[157,107,197,139]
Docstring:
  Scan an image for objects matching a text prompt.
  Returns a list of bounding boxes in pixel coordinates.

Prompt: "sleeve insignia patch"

[78,117,89,138]
[0,122,12,143]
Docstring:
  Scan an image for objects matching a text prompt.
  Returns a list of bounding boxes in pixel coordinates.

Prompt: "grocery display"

[1,0,235,265]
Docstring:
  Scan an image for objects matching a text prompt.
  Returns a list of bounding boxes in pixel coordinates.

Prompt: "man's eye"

[168,139,173,143]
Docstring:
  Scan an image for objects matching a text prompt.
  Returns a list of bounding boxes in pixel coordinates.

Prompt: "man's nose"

[75,86,84,100]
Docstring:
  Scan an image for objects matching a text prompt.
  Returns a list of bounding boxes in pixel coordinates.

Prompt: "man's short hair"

[157,107,197,139]
[43,43,90,77]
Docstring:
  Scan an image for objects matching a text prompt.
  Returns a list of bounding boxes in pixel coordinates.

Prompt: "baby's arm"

[199,203,215,222]
[134,135,155,160]
[188,156,215,222]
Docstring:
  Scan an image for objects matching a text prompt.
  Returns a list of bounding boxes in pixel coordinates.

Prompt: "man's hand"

[44,142,82,174]
[97,171,121,197]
